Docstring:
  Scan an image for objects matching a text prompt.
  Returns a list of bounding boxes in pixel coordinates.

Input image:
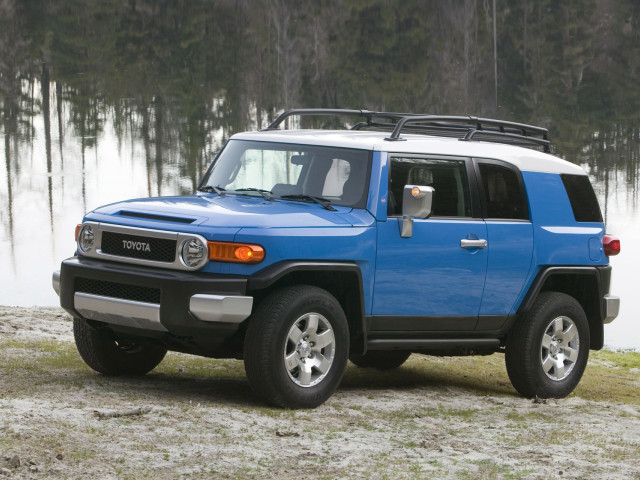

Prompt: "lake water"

[1,1,638,349]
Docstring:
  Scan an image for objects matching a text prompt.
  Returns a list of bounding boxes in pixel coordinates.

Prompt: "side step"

[367,338,500,351]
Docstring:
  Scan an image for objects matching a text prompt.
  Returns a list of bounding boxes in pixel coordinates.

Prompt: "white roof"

[232,130,586,175]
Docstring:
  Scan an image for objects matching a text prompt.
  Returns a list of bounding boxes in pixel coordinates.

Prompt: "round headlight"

[180,237,207,269]
[78,225,95,253]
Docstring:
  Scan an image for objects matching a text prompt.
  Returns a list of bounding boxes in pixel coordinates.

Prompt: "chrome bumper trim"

[52,270,61,296]
[74,292,167,332]
[603,294,620,324]
[189,294,253,324]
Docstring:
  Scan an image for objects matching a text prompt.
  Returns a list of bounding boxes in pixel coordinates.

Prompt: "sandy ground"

[1,306,639,479]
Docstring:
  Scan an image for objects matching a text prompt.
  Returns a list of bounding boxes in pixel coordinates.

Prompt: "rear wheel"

[350,350,411,369]
[244,285,349,408]
[73,318,167,376]
[505,292,589,398]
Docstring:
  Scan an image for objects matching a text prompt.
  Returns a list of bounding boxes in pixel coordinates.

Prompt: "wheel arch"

[518,266,608,350]
[248,261,367,355]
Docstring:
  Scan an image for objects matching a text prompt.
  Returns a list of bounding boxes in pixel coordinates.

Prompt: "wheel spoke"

[553,317,564,336]
[562,323,578,344]
[311,353,331,374]
[298,363,313,386]
[285,352,299,372]
[554,362,566,380]
[564,346,578,363]
[303,314,319,337]
[541,334,553,350]
[287,325,303,345]
[542,355,555,374]
[312,329,335,350]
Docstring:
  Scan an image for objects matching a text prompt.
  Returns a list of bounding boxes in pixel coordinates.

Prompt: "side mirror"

[400,185,434,238]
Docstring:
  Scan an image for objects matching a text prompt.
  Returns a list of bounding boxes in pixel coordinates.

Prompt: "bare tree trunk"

[493,0,498,111]
[42,61,55,241]
[523,0,528,76]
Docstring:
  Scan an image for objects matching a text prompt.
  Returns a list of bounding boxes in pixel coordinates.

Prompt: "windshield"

[200,140,371,208]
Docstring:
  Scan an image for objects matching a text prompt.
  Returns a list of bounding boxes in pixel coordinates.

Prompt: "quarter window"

[561,174,603,223]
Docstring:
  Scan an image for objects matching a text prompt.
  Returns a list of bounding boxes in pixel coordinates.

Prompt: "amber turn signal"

[208,241,265,264]
[75,224,82,242]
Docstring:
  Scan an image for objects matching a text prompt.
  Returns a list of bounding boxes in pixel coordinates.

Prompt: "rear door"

[474,160,534,328]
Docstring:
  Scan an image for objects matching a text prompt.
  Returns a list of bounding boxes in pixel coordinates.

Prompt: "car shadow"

[69,355,516,408]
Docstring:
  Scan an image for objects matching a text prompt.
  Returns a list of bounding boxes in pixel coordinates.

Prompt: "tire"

[350,350,411,369]
[73,318,167,376]
[243,285,349,408]
[505,292,589,398]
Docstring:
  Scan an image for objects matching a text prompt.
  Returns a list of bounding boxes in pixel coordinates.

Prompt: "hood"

[88,193,371,229]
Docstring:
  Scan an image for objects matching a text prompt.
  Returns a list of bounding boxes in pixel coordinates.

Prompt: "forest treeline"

[1,0,639,185]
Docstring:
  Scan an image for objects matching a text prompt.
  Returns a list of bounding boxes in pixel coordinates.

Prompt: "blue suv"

[53,109,621,408]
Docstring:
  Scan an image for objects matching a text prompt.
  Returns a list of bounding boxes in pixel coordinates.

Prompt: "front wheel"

[73,318,167,376]
[505,292,589,398]
[243,286,349,408]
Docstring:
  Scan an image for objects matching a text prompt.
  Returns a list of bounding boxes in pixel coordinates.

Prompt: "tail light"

[603,234,620,257]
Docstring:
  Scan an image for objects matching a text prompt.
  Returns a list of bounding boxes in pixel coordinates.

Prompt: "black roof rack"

[263,108,550,152]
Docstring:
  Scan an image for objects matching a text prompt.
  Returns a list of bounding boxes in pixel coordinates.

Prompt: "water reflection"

[1,0,639,349]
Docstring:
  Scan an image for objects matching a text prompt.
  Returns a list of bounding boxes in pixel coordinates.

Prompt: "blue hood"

[89,193,373,228]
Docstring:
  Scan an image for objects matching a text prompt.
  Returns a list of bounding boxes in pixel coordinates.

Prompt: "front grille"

[76,278,161,304]
[101,231,176,262]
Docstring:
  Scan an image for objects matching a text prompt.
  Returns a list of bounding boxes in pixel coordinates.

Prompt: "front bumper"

[54,257,253,337]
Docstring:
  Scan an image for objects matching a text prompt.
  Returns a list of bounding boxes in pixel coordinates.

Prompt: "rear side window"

[478,163,528,220]
[561,174,603,223]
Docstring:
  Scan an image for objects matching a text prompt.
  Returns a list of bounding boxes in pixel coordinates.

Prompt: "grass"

[576,350,640,404]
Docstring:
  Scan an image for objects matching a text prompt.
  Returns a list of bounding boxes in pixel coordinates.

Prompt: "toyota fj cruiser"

[53,109,621,408]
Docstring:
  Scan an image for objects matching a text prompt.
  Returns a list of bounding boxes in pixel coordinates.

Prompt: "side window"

[478,163,528,220]
[388,157,471,217]
[561,174,603,222]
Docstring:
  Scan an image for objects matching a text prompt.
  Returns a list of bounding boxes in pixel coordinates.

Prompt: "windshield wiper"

[198,185,226,196]
[280,194,337,211]
[233,188,274,201]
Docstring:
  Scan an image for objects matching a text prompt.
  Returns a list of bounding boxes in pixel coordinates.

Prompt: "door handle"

[460,238,488,249]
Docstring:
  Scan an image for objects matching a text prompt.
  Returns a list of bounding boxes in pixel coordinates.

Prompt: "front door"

[371,156,488,332]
